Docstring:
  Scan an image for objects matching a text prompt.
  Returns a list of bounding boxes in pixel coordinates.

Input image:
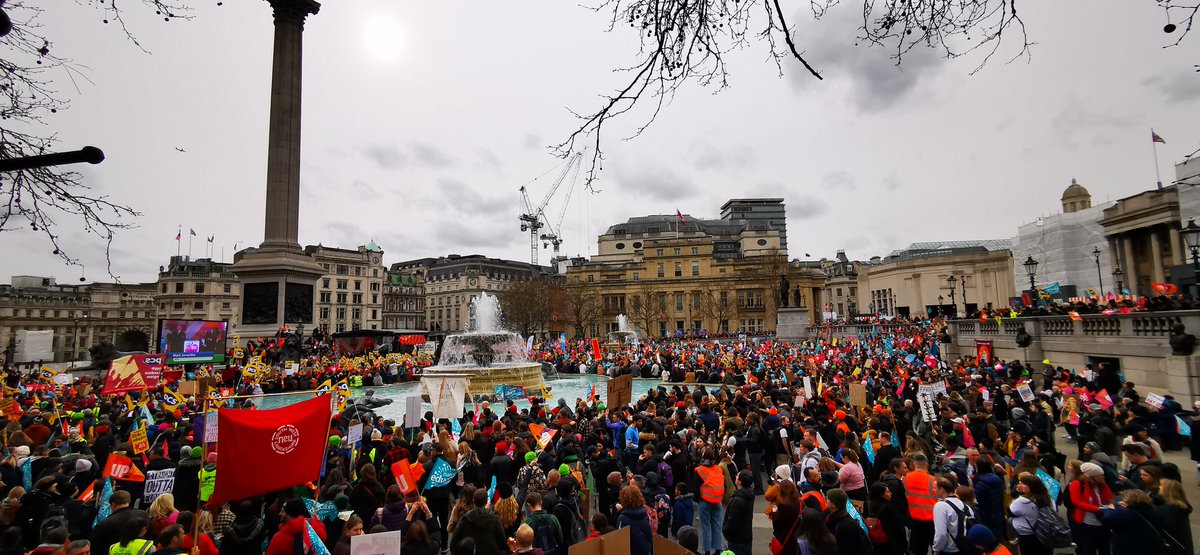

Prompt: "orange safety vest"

[904,470,937,521]
[800,490,828,512]
[696,465,725,504]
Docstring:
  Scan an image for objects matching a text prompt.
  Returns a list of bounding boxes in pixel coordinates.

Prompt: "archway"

[116,329,150,353]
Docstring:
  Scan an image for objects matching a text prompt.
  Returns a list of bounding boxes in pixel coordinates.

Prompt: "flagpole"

[176,226,181,257]
[1153,128,1164,189]
[188,231,193,259]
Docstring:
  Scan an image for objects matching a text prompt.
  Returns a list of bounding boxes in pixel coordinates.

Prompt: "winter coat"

[90,507,149,555]
[1098,504,1167,555]
[264,517,326,555]
[972,473,1006,538]
[447,508,508,555]
[369,502,408,532]
[217,518,268,555]
[722,486,755,544]
[615,507,653,555]
[1152,503,1194,555]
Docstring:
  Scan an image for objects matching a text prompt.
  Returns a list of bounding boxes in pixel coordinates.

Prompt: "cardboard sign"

[569,526,630,555]
[130,428,149,454]
[803,376,814,399]
[178,381,198,397]
[916,382,947,422]
[607,374,633,409]
[849,383,868,407]
[53,373,71,385]
[204,414,219,443]
[346,423,363,446]
[1017,384,1035,403]
[404,396,423,428]
[652,535,693,555]
[350,530,401,555]
[1145,393,1166,409]
[143,468,176,503]
[287,363,299,376]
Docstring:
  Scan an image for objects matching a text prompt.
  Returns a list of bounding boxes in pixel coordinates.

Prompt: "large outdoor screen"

[158,320,228,365]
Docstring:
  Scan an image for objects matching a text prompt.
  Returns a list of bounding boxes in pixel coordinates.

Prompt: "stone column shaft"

[1124,235,1138,295]
[1151,229,1166,284]
[262,0,320,249]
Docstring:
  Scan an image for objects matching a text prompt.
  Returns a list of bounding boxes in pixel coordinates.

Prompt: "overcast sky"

[3,0,1199,284]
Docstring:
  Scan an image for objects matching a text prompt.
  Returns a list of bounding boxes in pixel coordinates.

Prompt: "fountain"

[420,292,547,400]
[606,314,640,346]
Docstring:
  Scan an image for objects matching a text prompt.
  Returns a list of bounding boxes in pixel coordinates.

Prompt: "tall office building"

[720,198,787,252]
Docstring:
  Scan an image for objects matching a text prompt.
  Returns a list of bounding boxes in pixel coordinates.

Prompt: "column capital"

[267,0,320,25]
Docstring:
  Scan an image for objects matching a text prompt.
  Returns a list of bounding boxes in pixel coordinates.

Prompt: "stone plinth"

[231,246,324,336]
[777,307,811,339]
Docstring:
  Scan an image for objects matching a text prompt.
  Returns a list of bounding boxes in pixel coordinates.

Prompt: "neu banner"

[101,354,166,395]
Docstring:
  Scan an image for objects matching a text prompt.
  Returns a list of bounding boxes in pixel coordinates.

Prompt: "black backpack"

[529,515,563,555]
[946,500,980,555]
[39,505,68,543]
[1032,506,1073,548]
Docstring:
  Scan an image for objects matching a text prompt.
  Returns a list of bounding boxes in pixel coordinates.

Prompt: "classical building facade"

[0,276,156,365]
[382,266,426,330]
[306,242,387,333]
[855,241,1016,318]
[155,256,241,322]
[820,251,859,318]
[391,255,555,333]
[1099,186,1185,296]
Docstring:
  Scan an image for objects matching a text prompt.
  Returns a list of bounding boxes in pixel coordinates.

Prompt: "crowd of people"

[0,317,1196,555]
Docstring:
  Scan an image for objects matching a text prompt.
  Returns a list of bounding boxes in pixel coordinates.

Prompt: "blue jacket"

[672,493,695,530]
[617,506,653,555]
[973,473,1006,538]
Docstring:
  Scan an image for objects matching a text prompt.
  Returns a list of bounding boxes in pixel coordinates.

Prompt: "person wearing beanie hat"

[487,442,519,504]
[968,523,1009,555]
[558,463,570,477]
[1068,459,1114,553]
[516,452,547,507]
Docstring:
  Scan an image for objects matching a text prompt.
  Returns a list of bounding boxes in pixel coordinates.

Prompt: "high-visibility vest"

[199,467,217,502]
[904,470,937,521]
[696,465,725,504]
[800,490,828,512]
[109,539,153,555]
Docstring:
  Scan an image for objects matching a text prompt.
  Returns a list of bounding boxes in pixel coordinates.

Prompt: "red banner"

[102,454,146,482]
[101,355,166,395]
[975,340,993,366]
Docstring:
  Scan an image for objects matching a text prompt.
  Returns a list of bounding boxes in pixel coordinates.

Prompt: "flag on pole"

[175,231,181,241]
[1152,131,1166,144]
[676,210,686,225]
[189,228,197,236]
[301,521,331,555]
[424,458,458,489]
[209,394,332,504]
[207,236,214,243]
[862,433,876,464]
[93,478,114,527]
[1177,415,1192,437]
[529,423,558,450]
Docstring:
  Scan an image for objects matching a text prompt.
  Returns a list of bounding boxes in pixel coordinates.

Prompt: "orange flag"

[529,423,558,450]
[392,460,419,495]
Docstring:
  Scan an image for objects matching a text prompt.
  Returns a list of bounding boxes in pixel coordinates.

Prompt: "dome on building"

[1060,178,1092,213]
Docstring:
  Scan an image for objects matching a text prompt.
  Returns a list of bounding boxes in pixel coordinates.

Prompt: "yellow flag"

[162,390,186,411]
[817,376,824,396]
[123,394,135,412]
[315,379,332,397]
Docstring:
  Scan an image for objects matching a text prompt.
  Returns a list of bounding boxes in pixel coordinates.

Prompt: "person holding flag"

[418,443,456,546]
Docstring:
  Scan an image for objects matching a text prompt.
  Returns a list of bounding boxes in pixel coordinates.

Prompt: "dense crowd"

[0,317,1196,555]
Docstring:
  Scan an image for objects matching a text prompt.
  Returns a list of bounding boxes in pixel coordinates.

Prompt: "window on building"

[837,302,844,314]
[337,279,348,290]
[656,264,665,278]
[161,283,167,293]
[691,247,699,255]
[337,308,347,319]
[336,323,346,333]
[674,263,682,277]
[370,282,379,291]
[101,311,108,318]
[354,281,362,290]
[674,292,684,311]
[222,302,231,310]
[336,265,349,275]
[320,292,331,303]
[224,284,232,294]
[656,249,664,257]
[160,303,166,311]
[175,283,183,293]
[836,287,842,297]
[849,286,857,297]
[373,269,378,277]
[323,278,331,288]
[336,293,347,303]
[675,320,685,331]
[352,308,362,319]
[195,283,205,293]
[658,293,667,310]
[632,272,640,281]
[174,302,183,310]
[673,248,681,256]
[691,262,700,276]
[371,309,377,319]
[587,275,594,283]
[355,267,362,276]
[353,293,363,304]
[659,322,668,337]
[193,302,203,310]
[372,294,378,304]
[692,292,701,309]
[320,307,330,319]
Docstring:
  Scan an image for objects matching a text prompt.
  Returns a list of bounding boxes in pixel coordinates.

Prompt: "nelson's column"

[231,0,326,336]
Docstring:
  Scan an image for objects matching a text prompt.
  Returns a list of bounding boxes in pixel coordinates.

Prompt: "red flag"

[1152,131,1166,144]
[77,481,95,502]
[102,454,146,482]
[676,210,686,225]
[1152,282,1178,294]
[175,231,181,241]
[1095,389,1114,409]
[209,394,332,505]
[591,338,602,361]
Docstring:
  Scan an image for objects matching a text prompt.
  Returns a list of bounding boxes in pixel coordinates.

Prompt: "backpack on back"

[1032,506,1073,549]
[529,515,563,555]
[40,505,68,544]
[946,500,980,555]
[656,460,674,488]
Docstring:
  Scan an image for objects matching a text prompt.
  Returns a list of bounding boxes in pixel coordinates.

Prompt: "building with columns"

[306,242,386,333]
[854,241,1016,317]
[0,276,156,365]
[155,256,241,322]
[1099,186,1185,296]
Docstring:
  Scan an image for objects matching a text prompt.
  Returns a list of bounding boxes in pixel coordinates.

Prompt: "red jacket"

[1068,480,1114,524]
[265,517,326,555]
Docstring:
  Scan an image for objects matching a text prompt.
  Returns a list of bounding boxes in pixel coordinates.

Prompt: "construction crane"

[539,153,584,260]
[518,151,584,265]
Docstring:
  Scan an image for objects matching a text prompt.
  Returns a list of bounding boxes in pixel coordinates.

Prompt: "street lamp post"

[938,294,944,316]
[71,314,87,361]
[947,275,958,317]
[1181,219,1200,298]
[1092,246,1104,294]
[1113,265,1125,296]
[1023,256,1039,306]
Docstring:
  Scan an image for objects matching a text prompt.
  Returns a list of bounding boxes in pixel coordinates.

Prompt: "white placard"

[424,376,467,419]
[53,373,71,385]
[143,468,176,503]
[802,376,814,399]
[287,363,299,376]
[916,382,947,423]
[350,530,401,555]
[346,423,363,445]
[204,414,219,443]
[404,396,423,428]
[1017,384,1035,403]
[1146,393,1166,409]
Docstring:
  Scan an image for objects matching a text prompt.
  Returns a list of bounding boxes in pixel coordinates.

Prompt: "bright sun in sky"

[362,16,404,63]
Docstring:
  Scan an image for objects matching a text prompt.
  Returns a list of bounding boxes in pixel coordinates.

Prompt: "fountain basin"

[422,327,546,401]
